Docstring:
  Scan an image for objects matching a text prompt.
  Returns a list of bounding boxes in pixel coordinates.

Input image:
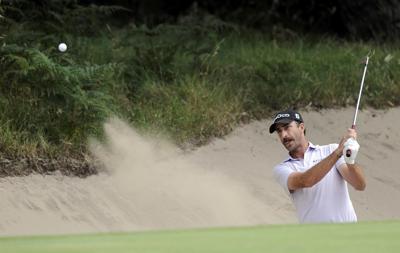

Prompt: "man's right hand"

[336,128,358,156]
[343,138,360,164]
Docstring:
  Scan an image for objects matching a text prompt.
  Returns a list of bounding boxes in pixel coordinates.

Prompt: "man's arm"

[287,128,357,192]
[287,149,342,191]
[338,163,366,191]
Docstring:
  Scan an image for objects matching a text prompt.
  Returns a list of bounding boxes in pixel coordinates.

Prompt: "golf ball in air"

[58,43,67,52]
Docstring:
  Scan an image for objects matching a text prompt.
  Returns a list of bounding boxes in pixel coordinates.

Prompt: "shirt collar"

[283,142,316,162]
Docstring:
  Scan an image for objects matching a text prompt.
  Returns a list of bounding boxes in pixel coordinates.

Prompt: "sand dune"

[1,108,399,236]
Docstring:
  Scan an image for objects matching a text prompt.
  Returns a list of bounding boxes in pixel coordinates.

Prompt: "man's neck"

[289,140,309,159]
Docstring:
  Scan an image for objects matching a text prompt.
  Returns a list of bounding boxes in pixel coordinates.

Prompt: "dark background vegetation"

[1,0,400,176]
[81,0,400,40]
[3,0,400,40]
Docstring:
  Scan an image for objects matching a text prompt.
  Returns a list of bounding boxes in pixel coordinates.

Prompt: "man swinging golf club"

[270,57,369,223]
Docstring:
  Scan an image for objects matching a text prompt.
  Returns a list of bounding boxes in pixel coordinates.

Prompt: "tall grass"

[130,76,242,145]
[1,18,400,171]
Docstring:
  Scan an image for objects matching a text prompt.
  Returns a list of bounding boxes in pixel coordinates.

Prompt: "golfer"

[270,109,366,223]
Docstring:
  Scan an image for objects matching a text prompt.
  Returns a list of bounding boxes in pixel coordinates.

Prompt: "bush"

[0,45,119,154]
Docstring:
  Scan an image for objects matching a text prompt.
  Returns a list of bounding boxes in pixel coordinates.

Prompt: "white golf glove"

[343,138,360,164]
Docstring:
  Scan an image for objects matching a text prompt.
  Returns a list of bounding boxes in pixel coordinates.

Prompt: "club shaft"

[352,56,369,128]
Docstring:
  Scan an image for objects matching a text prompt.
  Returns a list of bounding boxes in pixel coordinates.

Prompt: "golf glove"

[343,138,360,164]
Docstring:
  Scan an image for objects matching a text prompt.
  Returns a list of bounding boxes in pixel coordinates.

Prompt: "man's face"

[275,121,305,152]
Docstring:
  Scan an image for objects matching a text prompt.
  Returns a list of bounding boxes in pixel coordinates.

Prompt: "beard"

[282,137,297,152]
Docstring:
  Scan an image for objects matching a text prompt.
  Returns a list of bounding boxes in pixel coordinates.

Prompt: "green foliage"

[197,1,400,41]
[131,76,241,145]
[1,0,130,35]
[109,14,236,99]
[0,44,119,154]
[1,2,400,165]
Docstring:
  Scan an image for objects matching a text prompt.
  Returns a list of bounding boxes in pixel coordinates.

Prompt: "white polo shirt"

[273,142,357,223]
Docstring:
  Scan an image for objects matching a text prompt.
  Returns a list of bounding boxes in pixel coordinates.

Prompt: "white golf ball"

[58,43,67,52]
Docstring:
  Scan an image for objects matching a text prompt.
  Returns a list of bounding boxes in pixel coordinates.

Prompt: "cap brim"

[269,118,293,133]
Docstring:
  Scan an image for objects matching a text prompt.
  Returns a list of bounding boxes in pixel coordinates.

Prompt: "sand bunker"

[1,108,400,236]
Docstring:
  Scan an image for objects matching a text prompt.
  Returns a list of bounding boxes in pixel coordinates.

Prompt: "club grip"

[346,125,356,157]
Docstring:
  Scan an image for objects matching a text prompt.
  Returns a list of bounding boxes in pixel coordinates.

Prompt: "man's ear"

[299,122,305,132]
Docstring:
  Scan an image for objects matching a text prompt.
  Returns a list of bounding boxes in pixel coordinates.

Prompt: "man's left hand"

[343,138,360,164]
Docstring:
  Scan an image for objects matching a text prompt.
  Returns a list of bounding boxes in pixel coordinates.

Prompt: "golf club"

[345,54,370,157]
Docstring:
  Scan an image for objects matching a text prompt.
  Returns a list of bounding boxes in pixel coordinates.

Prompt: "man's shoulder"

[273,160,291,171]
[274,156,297,171]
[273,160,294,178]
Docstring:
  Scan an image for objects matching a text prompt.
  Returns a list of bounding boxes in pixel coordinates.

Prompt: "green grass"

[1,221,400,253]
[2,14,400,172]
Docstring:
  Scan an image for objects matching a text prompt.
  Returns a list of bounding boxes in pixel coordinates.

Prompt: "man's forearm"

[300,149,341,187]
[345,163,366,190]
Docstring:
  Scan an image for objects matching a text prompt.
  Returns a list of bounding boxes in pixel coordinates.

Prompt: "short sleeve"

[329,143,346,171]
[273,163,294,195]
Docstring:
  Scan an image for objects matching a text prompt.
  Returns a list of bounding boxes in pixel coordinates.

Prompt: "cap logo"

[295,113,300,119]
[274,113,290,122]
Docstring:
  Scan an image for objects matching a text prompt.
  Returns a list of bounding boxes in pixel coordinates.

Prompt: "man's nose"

[279,130,288,139]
